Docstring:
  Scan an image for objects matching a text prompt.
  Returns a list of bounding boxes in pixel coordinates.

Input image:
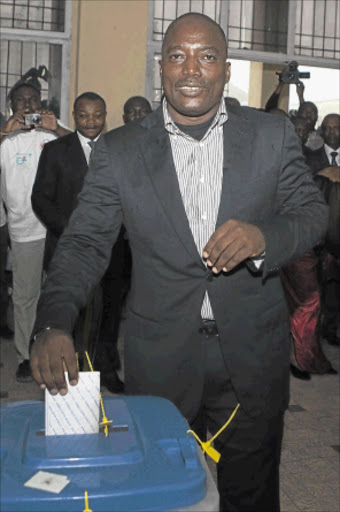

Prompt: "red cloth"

[280,250,332,373]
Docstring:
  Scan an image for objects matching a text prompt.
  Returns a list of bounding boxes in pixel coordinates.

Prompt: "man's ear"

[159,60,163,75]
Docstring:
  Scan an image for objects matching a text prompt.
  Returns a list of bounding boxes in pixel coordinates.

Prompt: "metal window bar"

[0,0,65,32]
[146,0,339,108]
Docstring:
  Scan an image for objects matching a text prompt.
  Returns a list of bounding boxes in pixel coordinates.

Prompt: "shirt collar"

[324,143,340,159]
[77,130,101,146]
[163,97,228,137]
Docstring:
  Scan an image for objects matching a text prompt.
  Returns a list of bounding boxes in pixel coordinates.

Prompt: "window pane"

[294,0,339,59]
[0,40,62,119]
[0,0,66,32]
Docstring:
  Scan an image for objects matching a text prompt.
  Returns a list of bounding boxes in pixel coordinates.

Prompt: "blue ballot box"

[0,396,219,511]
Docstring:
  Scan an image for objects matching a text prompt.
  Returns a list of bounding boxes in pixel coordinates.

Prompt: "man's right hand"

[2,111,31,134]
[30,328,79,396]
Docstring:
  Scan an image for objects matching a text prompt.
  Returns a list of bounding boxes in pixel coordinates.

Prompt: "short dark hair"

[9,83,41,103]
[162,12,227,58]
[73,92,106,111]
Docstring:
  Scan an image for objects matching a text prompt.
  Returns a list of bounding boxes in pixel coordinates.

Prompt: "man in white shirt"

[0,79,70,381]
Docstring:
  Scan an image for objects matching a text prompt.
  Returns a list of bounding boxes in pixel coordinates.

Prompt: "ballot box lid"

[1,396,208,511]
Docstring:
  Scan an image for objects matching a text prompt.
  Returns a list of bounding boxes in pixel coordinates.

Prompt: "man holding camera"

[0,77,69,381]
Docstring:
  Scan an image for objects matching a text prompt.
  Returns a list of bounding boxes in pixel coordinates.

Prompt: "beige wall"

[248,62,289,111]
[69,0,149,130]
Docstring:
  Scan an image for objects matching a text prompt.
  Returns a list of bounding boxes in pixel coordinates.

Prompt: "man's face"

[11,86,41,114]
[298,103,318,131]
[123,99,152,124]
[73,99,106,140]
[322,115,340,150]
[293,119,309,146]
[159,16,230,125]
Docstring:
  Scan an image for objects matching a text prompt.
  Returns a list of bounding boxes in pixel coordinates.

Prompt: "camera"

[24,113,41,126]
[278,61,310,84]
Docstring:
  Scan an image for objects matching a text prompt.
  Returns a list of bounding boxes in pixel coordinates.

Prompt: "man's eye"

[203,54,216,61]
[169,54,183,60]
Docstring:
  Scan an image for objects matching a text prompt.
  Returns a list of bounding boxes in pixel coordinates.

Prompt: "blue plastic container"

[0,396,218,511]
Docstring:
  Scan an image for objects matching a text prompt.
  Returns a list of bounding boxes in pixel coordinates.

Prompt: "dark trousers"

[191,328,284,512]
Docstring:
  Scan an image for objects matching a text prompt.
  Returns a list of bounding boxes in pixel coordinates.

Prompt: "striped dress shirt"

[163,97,228,320]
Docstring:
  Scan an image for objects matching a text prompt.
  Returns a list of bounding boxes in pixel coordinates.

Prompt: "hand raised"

[1,111,31,134]
[30,328,78,395]
[202,219,265,274]
[38,109,58,132]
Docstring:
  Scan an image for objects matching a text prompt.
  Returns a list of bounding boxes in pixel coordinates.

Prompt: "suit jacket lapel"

[216,109,252,228]
[139,110,204,266]
[67,132,88,177]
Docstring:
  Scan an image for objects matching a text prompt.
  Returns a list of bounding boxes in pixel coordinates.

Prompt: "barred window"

[0,0,70,124]
[146,0,339,107]
[0,0,65,32]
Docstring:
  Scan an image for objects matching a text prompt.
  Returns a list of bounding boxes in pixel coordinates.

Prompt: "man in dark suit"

[32,92,124,392]
[306,114,340,173]
[306,113,340,346]
[30,14,328,512]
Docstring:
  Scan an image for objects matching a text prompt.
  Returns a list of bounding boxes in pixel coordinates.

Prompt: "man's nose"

[183,55,201,76]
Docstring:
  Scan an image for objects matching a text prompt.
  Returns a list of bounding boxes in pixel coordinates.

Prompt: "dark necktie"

[88,140,96,150]
[330,151,338,166]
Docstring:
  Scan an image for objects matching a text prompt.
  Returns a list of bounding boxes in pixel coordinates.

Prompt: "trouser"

[191,322,284,512]
[0,224,9,327]
[11,238,45,362]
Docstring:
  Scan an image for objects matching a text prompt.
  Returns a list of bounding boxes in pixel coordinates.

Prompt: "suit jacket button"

[206,269,213,282]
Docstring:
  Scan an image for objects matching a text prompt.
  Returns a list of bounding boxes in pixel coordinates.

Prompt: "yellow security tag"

[201,442,221,463]
[187,403,240,463]
[84,351,113,437]
[83,490,93,512]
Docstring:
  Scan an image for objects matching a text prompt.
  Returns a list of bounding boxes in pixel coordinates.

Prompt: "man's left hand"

[38,109,58,132]
[202,219,265,274]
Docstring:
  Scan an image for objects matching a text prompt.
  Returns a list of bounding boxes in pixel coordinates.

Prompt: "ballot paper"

[24,471,70,494]
[45,371,100,435]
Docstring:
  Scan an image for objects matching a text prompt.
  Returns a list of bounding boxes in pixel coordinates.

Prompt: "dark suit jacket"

[34,105,328,421]
[305,146,330,174]
[32,131,88,269]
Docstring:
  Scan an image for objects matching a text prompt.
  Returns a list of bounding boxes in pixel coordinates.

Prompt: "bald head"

[162,13,228,60]
[123,96,152,124]
[159,12,230,125]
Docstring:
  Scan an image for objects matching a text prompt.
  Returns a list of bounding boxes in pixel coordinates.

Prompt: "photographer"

[0,74,70,382]
[265,61,308,113]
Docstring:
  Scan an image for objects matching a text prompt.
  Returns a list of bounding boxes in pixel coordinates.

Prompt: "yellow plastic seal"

[187,403,240,463]
[83,490,93,512]
[84,351,113,437]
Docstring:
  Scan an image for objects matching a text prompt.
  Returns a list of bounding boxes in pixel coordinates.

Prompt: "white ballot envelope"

[45,371,100,436]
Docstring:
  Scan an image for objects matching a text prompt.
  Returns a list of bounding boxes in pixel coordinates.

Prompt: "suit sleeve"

[33,135,123,335]
[32,144,69,237]
[257,118,329,278]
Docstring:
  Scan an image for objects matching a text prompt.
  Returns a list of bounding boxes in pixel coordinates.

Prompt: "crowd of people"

[0,78,152,389]
[0,12,339,512]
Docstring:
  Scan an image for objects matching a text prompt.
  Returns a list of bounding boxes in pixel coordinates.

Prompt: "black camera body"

[278,61,310,84]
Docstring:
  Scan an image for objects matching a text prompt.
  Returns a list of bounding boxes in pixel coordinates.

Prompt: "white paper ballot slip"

[45,371,100,435]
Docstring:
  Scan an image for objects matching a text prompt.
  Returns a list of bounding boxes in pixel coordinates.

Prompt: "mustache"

[175,79,208,89]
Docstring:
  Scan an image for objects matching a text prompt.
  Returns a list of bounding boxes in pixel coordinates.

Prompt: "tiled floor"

[1,328,339,512]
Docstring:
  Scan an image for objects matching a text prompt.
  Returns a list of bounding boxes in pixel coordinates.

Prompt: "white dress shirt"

[77,131,101,165]
[324,144,340,166]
